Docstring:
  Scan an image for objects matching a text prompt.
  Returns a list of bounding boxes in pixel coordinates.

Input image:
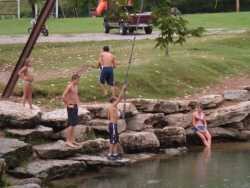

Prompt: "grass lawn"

[0,12,250,35]
[0,32,250,108]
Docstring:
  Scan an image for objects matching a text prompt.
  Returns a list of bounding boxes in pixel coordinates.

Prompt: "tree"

[152,0,204,55]
[236,0,240,12]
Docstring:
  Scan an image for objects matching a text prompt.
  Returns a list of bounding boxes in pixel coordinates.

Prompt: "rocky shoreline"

[1,88,250,187]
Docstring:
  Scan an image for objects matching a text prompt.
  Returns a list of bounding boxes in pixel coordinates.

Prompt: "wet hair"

[109,96,117,103]
[103,46,110,52]
[71,73,80,81]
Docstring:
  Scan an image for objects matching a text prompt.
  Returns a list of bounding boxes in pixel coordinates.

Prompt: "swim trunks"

[67,104,79,127]
[100,67,114,86]
[108,123,119,144]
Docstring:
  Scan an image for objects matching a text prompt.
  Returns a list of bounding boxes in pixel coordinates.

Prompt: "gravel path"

[0,29,247,45]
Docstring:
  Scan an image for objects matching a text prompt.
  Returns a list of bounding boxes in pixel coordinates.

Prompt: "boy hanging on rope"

[62,73,81,148]
[107,84,127,160]
[97,46,117,97]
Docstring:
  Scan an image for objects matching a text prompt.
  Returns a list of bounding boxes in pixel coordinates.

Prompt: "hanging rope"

[123,0,145,120]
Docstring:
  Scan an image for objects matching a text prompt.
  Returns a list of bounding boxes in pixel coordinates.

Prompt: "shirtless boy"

[18,58,34,109]
[62,74,81,148]
[107,84,127,160]
[98,46,117,96]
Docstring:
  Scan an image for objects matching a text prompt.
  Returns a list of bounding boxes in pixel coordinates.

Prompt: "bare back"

[99,52,116,68]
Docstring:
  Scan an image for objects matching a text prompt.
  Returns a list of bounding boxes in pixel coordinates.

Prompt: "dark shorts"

[100,67,114,86]
[192,125,207,132]
[108,123,119,144]
[67,104,79,127]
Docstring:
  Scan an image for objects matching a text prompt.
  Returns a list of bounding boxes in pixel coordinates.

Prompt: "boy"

[107,84,127,160]
[62,74,81,148]
[98,46,117,96]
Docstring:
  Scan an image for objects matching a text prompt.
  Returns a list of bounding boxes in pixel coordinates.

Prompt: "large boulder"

[186,127,241,145]
[207,102,250,127]
[223,90,250,101]
[127,113,166,131]
[80,138,109,154]
[128,99,193,114]
[33,140,81,159]
[5,126,53,143]
[10,160,86,181]
[119,132,160,153]
[0,101,41,128]
[198,95,224,109]
[88,119,127,135]
[154,127,186,148]
[0,138,32,169]
[52,125,95,142]
[165,113,192,128]
[41,107,91,131]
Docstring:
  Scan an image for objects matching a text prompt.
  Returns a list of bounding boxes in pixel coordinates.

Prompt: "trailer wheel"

[144,26,153,34]
[119,24,127,35]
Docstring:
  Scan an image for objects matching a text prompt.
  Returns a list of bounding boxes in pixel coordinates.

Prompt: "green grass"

[1,33,250,107]
[0,12,250,35]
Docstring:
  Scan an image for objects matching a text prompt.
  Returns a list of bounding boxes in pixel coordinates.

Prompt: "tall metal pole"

[2,0,56,98]
[55,0,59,18]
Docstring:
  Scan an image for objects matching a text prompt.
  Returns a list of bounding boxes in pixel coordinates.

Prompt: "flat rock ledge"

[9,160,86,181]
[8,183,41,188]
[0,138,32,169]
[0,101,41,129]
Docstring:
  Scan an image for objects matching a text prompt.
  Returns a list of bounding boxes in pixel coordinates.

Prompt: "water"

[49,143,250,188]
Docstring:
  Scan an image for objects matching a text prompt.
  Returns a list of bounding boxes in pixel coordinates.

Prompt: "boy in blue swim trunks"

[98,46,117,97]
[107,84,127,160]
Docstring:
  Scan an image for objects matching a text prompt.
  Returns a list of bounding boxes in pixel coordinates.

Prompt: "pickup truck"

[103,6,153,35]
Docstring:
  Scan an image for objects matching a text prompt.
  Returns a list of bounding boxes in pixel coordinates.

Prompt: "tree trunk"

[236,0,240,12]
[165,45,169,56]
[28,0,36,18]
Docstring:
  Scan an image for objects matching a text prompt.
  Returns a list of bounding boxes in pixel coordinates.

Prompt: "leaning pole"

[2,0,55,98]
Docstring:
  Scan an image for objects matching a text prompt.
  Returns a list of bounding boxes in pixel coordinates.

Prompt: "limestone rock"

[0,101,41,128]
[164,147,188,156]
[8,184,41,188]
[80,138,109,154]
[81,102,137,119]
[119,132,160,153]
[239,130,250,140]
[129,98,193,114]
[198,95,224,109]
[0,138,32,169]
[165,113,192,128]
[10,160,86,181]
[7,177,42,186]
[223,90,250,101]
[33,140,81,159]
[209,127,241,140]
[52,125,95,142]
[154,127,186,148]
[127,113,166,131]
[207,102,250,127]
[72,155,130,167]
[5,126,53,143]
[41,107,91,131]
[88,119,127,134]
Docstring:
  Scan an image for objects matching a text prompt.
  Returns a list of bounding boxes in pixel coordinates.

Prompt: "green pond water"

[49,143,250,188]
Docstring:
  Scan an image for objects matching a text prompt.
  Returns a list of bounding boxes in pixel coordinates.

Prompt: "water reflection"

[194,147,211,187]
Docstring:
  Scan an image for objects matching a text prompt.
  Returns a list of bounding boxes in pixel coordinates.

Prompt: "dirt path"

[0,29,247,45]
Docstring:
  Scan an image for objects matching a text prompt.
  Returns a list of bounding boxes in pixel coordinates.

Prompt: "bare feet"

[73,142,81,147]
[65,142,78,148]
